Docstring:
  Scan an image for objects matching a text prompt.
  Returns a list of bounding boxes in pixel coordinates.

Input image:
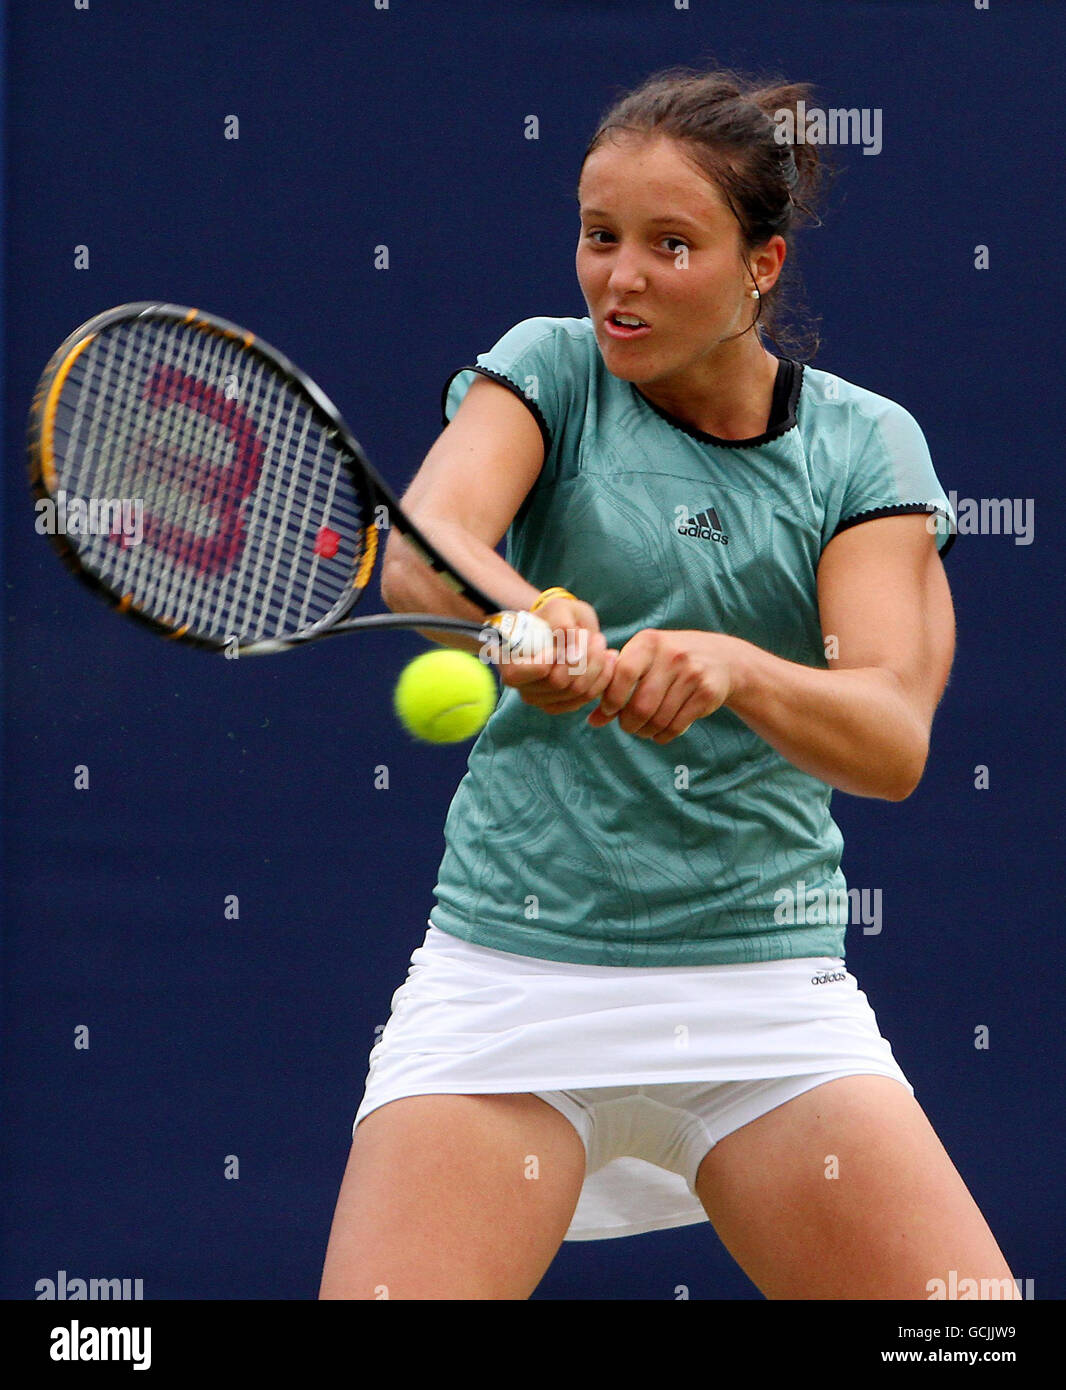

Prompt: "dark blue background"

[3,0,1062,1301]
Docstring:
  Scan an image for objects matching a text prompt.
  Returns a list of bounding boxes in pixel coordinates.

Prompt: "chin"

[603,358,665,389]
[600,359,650,385]
[595,339,658,383]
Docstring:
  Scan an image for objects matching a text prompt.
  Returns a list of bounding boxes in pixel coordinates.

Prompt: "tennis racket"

[27,302,552,658]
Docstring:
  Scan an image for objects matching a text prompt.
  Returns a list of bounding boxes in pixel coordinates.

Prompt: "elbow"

[380,532,415,611]
[380,561,415,614]
[882,738,930,802]
[379,558,403,612]
[883,778,920,804]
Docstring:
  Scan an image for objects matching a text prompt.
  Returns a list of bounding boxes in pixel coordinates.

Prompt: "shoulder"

[470,316,600,427]
[485,315,596,361]
[443,316,595,424]
[442,317,601,474]
[799,364,928,447]
[799,364,953,554]
[506,314,595,340]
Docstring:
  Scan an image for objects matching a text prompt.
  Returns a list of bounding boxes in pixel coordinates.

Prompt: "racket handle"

[483,609,555,660]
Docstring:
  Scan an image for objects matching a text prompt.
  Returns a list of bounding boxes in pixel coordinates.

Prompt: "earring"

[751,288,761,300]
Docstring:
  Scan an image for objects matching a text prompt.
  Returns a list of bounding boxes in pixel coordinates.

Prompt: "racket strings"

[47,318,368,643]
[97,325,276,627]
[130,327,235,623]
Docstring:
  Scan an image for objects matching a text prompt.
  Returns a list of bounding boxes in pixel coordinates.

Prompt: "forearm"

[380,522,541,653]
[724,637,928,801]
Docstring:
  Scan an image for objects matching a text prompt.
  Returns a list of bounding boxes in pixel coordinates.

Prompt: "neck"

[637,332,781,440]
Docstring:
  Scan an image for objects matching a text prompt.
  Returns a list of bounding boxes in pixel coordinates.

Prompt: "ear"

[752,234,787,293]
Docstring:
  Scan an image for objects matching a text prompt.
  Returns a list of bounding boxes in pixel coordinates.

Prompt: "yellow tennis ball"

[393,649,498,744]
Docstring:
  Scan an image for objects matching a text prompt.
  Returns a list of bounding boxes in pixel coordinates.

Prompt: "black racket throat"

[238,612,502,656]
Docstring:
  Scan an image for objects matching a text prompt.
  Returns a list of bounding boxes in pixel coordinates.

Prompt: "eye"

[580,228,690,252]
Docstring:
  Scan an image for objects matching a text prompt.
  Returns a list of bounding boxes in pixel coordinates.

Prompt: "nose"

[606,245,648,295]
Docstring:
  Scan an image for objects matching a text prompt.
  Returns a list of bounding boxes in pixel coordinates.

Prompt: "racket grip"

[235,637,296,656]
[485,609,556,661]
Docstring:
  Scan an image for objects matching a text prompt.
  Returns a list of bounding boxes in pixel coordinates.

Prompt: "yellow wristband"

[530,586,577,613]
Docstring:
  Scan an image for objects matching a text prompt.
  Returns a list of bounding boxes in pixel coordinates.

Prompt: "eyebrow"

[578,209,704,230]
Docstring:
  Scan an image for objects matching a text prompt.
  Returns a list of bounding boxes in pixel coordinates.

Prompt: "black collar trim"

[632,357,803,449]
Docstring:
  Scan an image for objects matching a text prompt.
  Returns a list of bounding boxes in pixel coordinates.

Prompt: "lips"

[604,310,651,339]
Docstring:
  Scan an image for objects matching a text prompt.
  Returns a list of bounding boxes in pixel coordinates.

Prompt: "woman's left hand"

[586,630,739,743]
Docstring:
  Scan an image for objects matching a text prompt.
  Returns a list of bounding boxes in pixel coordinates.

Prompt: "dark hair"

[578,64,833,360]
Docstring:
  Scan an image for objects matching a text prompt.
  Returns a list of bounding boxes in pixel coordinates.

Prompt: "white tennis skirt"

[352,921,914,1242]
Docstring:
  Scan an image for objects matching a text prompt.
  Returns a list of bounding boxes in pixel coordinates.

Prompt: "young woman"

[319,66,1017,1301]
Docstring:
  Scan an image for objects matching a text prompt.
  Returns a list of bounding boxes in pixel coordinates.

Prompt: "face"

[576,133,780,385]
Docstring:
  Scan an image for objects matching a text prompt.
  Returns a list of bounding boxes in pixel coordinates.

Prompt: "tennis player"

[319,67,1017,1300]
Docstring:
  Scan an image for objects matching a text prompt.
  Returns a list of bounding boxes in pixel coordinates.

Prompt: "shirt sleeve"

[825,399,957,559]
[440,317,577,489]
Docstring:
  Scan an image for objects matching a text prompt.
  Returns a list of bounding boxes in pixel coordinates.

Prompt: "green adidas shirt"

[429,317,957,967]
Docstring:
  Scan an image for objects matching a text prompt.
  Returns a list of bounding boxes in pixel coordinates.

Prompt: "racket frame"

[28,302,509,653]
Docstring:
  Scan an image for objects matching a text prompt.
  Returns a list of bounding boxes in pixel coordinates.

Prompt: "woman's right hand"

[498,596,618,715]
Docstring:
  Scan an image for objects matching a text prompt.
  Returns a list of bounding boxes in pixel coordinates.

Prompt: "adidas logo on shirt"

[677,504,729,545]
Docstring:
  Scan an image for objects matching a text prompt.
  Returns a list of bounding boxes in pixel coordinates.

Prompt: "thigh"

[318,1092,587,1300]
[694,1075,1018,1300]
